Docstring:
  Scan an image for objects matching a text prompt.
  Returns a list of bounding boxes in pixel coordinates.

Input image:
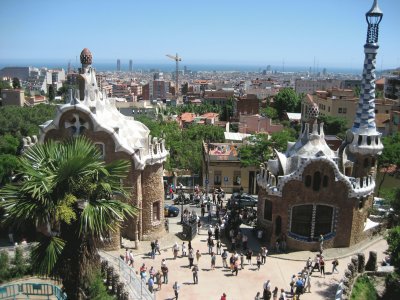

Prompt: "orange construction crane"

[166,53,182,97]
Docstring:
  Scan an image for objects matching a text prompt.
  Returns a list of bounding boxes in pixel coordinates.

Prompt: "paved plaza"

[107,198,389,300]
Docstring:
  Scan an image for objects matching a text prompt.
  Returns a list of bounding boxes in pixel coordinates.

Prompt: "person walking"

[319,234,324,253]
[207,237,214,254]
[305,274,311,293]
[261,247,268,264]
[128,250,134,267]
[222,249,228,268]
[272,287,279,300]
[246,249,253,265]
[279,288,287,300]
[192,264,199,284]
[155,239,161,255]
[216,240,222,254]
[196,249,202,263]
[211,252,216,270]
[161,264,168,284]
[240,253,244,269]
[155,271,162,290]
[182,242,187,257]
[173,242,179,259]
[332,258,339,274]
[148,276,154,293]
[188,248,194,268]
[124,249,129,264]
[173,281,180,299]
[320,256,325,277]
[220,293,227,300]
[256,253,262,270]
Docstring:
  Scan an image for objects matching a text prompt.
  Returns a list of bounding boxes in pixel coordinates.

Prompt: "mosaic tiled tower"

[347,0,384,160]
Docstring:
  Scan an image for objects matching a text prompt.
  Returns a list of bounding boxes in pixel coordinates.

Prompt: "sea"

[0,59,363,75]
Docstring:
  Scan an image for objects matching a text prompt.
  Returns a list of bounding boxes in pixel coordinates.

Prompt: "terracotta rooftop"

[180,112,196,123]
[201,112,219,119]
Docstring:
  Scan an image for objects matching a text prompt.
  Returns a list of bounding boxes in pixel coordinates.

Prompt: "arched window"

[313,172,321,191]
[305,175,312,187]
[264,200,272,221]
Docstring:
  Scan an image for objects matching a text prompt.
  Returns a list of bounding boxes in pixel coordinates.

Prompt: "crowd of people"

[119,188,341,299]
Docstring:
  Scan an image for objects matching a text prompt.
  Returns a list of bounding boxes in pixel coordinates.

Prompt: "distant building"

[239,114,283,134]
[117,59,121,72]
[202,141,258,194]
[0,67,31,81]
[129,59,133,72]
[0,89,25,106]
[295,78,341,94]
[203,89,234,106]
[236,94,260,117]
[384,75,400,100]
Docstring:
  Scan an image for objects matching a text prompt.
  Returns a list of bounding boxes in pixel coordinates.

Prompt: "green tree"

[0,80,11,93]
[319,115,348,138]
[386,226,400,271]
[377,133,400,196]
[12,77,21,89]
[0,250,10,283]
[260,106,279,120]
[48,85,55,101]
[0,137,137,298]
[273,88,301,119]
[181,82,188,95]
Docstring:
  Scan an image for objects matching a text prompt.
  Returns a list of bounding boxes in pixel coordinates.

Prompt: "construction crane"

[166,53,182,98]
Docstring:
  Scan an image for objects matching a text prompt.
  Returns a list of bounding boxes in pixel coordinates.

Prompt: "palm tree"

[0,137,137,299]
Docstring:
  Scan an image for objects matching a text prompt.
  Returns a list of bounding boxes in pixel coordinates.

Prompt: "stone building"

[256,0,384,251]
[38,48,168,249]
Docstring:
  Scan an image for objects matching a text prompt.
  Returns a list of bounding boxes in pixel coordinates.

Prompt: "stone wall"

[141,163,165,240]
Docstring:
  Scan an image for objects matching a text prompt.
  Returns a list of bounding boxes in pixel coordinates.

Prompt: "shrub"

[87,268,115,300]
[11,247,30,278]
[0,250,10,283]
[384,272,400,299]
[350,275,377,300]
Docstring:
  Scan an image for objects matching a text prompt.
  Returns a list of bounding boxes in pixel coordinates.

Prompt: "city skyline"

[0,0,399,70]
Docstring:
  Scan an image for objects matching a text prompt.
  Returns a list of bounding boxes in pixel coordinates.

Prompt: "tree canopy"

[239,129,297,167]
[272,88,301,119]
[319,115,348,139]
[136,116,224,174]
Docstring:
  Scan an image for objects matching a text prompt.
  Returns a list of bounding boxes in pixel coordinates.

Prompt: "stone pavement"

[106,211,389,300]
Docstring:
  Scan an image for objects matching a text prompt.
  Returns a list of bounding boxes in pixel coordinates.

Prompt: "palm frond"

[31,236,66,276]
[79,199,137,236]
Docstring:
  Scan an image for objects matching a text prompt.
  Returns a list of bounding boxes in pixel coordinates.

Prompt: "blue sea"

[0,59,363,75]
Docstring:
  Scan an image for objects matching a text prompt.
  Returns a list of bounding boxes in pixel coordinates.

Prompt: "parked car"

[373,197,393,216]
[228,193,258,208]
[164,204,180,217]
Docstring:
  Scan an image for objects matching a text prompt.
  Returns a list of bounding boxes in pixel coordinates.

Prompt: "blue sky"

[0,0,399,69]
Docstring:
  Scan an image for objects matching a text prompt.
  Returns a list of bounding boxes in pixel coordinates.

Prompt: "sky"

[0,0,399,70]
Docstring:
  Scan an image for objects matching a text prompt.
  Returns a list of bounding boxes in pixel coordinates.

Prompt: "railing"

[99,251,155,300]
[0,282,67,299]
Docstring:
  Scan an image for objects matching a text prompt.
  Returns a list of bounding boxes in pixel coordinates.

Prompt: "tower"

[117,59,121,72]
[342,0,384,178]
[129,59,133,72]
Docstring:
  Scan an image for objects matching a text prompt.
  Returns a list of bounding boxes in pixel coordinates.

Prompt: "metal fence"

[0,282,67,300]
[99,251,155,300]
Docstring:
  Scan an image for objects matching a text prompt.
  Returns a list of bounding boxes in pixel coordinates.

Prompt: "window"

[233,171,241,186]
[314,205,333,237]
[153,202,160,221]
[264,200,272,221]
[313,171,321,191]
[291,205,313,238]
[95,143,105,159]
[214,171,221,185]
[338,108,342,114]
[290,204,335,240]
[343,108,347,114]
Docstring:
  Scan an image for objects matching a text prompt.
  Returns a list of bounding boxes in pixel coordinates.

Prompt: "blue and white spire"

[348,0,383,156]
